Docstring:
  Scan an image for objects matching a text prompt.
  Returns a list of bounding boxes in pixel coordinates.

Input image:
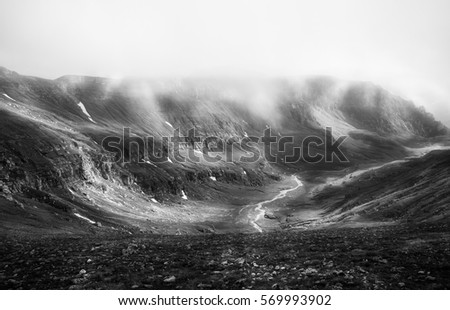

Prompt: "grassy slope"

[289,149,450,229]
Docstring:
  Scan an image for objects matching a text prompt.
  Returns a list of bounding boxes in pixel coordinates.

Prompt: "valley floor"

[1,223,449,290]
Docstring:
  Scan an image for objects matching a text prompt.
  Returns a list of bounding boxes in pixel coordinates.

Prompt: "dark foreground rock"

[1,223,449,290]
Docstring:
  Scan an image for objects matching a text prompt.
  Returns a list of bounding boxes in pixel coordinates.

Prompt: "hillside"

[0,66,449,236]
[286,148,450,230]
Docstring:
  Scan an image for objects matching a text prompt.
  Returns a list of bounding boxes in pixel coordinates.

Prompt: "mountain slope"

[0,66,448,235]
[286,149,450,229]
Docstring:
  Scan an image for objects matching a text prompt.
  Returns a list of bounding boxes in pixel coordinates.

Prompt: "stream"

[237,176,303,233]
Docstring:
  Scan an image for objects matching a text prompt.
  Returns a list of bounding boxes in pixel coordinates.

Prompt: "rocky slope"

[1,222,448,289]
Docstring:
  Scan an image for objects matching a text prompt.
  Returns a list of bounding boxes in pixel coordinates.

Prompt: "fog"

[1,0,449,125]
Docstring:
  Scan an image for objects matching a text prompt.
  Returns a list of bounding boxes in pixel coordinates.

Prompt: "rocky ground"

[1,222,449,290]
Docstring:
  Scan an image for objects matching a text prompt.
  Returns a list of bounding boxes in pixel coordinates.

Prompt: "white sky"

[1,0,449,125]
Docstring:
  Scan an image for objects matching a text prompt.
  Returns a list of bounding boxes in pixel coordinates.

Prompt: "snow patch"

[3,93,17,102]
[167,157,173,163]
[77,102,96,123]
[181,190,188,200]
[165,121,174,128]
[151,198,159,203]
[194,149,203,156]
[244,131,248,137]
[144,160,157,167]
[209,176,217,181]
[74,212,96,224]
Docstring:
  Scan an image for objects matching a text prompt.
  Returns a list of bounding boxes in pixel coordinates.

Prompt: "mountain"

[2,66,450,290]
[0,66,448,236]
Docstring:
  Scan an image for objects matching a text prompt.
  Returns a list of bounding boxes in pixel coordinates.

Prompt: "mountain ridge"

[0,66,449,236]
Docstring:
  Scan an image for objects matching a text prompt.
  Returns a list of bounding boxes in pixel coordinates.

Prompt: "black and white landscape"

[1,0,450,291]
[1,67,449,289]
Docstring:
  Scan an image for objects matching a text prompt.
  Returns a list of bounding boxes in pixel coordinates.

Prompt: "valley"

[1,66,449,289]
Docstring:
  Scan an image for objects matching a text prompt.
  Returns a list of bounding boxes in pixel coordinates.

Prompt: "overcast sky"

[1,0,449,125]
